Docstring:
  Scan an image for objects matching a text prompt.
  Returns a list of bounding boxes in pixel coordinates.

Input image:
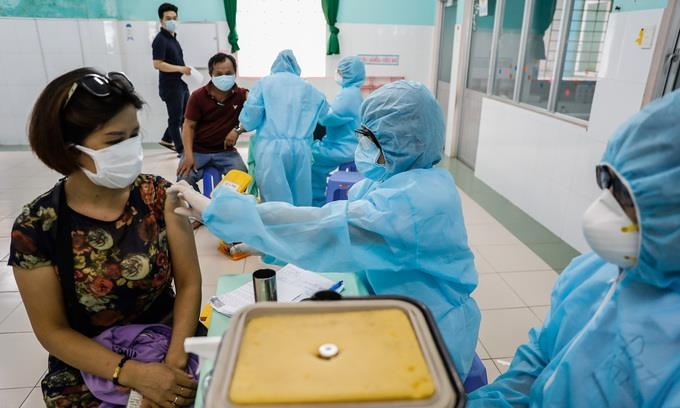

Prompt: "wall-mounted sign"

[479,0,488,16]
[358,54,400,66]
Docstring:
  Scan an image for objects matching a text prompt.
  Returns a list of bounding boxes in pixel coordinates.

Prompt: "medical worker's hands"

[167,181,211,222]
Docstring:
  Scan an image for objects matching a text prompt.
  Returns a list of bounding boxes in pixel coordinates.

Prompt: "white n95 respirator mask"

[75,137,143,189]
[582,189,640,268]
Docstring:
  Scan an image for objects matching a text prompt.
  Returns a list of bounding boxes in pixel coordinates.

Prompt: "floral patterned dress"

[9,174,175,407]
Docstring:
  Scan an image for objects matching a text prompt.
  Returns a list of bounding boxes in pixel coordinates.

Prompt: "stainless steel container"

[252,268,277,302]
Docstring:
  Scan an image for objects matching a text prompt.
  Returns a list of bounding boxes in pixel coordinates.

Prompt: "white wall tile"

[42,52,85,80]
[7,84,43,121]
[36,19,82,55]
[0,19,41,55]
[587,77,647,144]
[1,52,46,86]
[79,20,121,58]
[0,20,16,58]
[337,22,436,89]
[600,10,662,84]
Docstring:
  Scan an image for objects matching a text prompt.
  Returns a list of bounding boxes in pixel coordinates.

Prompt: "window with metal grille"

[471,0,613,121]
[554,0,612,120]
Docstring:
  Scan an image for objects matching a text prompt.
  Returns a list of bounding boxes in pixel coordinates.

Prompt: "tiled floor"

[0,145,570,406]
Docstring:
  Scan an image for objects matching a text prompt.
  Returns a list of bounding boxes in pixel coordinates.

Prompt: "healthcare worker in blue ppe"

[236,49,328,206]
[311,56,365,206]
[468,90,680,407]
[168,80,481,380]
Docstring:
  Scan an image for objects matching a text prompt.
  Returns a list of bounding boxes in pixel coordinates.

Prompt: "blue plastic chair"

[338,161,357,172]
[325,171,364,202]
[463,353,488,393]
[202,166,222,198]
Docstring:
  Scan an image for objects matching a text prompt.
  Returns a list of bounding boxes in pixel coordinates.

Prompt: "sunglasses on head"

[62,72,134,111]
[596,164,635,211]
[354,125,381,149]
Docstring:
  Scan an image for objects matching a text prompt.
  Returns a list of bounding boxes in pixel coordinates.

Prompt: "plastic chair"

[338,161,357,172]
[325,171,364,202]
[201,166,222,198]
[463,353,488,393]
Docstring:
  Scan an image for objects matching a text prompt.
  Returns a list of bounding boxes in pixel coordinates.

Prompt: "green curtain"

[223,0,240,52]
[321,0,340,55]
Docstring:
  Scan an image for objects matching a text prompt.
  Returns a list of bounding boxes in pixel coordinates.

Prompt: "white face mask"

[582,189,640,268]
[334,71,343,86]
[75,137,144,189]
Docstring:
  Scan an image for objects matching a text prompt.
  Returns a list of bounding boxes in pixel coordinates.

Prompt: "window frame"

[466,0,613,123]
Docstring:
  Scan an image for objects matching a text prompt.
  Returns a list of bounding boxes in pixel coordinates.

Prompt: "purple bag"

[81,324,199,407]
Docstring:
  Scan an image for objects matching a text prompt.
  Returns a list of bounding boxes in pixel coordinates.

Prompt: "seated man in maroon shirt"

[177,52,248,191]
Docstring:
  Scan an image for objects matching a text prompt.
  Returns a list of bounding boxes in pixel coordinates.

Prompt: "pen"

[327,280,344,293]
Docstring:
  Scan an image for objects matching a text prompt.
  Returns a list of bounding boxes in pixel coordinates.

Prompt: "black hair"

[208,53,238,76]
[158,3,178,20]
[28,67,144,175]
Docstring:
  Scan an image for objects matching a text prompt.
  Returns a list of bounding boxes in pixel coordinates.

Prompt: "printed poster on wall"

[358,54,400,66]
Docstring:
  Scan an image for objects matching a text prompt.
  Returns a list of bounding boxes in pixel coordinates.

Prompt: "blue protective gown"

[468,89,680,407]
[239,50,328,205]
[203,81,480,379]
[311,56,365,206]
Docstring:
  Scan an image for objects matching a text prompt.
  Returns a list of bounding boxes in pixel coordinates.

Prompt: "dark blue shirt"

[151,28,186,88]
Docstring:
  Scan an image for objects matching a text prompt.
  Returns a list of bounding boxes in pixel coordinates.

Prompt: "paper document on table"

[209,264,340,317]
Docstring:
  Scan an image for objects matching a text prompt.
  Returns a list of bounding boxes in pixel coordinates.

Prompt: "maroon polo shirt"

[184,82,247,153]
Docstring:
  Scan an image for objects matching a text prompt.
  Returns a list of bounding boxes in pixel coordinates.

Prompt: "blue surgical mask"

[212,74,235,92]
[164,20,177,32]
[355,136,387,181]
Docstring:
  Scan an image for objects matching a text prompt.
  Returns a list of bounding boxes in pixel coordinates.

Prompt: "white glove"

[229,243,264,256]
[167,180,211,222]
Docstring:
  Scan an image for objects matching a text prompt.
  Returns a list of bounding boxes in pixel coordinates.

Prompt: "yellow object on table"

[214,169,252,195]
[229,308,435,404]
[199,303,213,329]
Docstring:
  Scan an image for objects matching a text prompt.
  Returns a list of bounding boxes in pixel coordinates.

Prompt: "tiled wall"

[474,8,664,252]
[0,16,437,146]
[0,18,166,145]
[336,22,437,87]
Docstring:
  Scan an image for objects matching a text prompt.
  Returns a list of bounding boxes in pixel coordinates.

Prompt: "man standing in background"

[152,2,191,155]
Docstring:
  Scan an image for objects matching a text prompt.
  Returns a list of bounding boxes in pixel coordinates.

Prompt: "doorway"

[436,2,459,124]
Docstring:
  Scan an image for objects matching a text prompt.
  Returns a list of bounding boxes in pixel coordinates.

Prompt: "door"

[643,1,680,102]
[457,0,498,169]
[436,2,458,123]
[662,30,680,95]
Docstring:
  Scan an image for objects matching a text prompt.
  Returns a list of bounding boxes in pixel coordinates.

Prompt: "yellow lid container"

[205,298,465,407]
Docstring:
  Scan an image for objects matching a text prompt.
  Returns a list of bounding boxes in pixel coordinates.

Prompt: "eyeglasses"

[354,125,381,149]
[596,165,635,210]
[62,72,134,111]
